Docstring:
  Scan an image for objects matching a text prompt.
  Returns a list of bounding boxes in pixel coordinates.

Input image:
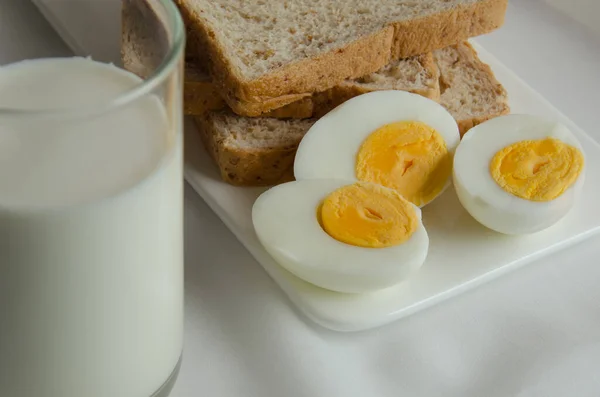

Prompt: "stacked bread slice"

[122,0,510,186]
[184,52,440,118]
[195,42,510,185]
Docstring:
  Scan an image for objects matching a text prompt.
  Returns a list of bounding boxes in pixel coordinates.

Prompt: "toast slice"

[183,53,440,117]
[434,42,510,135]
[197,112,316,185]
[195,42,510,186]
[175,0,508,116]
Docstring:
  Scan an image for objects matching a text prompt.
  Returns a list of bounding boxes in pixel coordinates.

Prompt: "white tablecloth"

[4,1,600,396]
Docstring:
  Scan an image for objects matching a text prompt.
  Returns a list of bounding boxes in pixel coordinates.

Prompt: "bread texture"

[307,53,441,118]
[183,53,439,117]
[196,41,510,186]
[175,0,508,116]
[434,42,510,135]
[196,112,316,185]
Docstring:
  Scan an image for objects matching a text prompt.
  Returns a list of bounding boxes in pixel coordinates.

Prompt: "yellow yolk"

[490,138,584,201]
[319,182,418,248]
[355,121,451,207]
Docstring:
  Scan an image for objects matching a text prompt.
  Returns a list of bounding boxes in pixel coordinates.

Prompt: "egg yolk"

[319,182,418,248]
[355,121,451,207]
[490,138,584,201]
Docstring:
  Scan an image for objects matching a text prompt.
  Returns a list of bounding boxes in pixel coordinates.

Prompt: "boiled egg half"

[252,179,429,293]
[453,114,585,235]
[294,90,461,207]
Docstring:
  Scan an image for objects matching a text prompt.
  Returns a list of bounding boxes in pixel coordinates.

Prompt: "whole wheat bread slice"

[175,0,508,116]
[183,53,440,117]
[197,113,316,185]
[195,41,510,186]
[434,42,510,134]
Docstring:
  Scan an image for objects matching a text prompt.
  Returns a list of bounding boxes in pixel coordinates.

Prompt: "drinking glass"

[0,1,185,396]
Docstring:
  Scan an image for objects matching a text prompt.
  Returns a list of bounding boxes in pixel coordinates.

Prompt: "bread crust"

[176,0,507,116]
[195,115,309,186]
[183,53,440,117]
[390,0,507,59]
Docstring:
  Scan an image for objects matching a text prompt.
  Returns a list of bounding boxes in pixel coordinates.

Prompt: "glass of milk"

[0,1,185,396]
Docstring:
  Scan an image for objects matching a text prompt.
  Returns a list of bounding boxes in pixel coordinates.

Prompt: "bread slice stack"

[122,0,510,186]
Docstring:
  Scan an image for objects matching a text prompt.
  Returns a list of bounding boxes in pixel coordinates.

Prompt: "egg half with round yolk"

[252,179,429,293]
[294,90,461,208]
[453,114,586,235]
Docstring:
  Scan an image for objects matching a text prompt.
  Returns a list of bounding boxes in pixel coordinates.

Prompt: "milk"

[0,58,183,397]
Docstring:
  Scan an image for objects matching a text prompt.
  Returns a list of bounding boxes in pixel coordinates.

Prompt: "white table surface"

[3,1,600,396]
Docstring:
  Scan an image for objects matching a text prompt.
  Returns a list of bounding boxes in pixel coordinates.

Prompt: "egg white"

[453,114,586,235]
[252,179,430,294]
[293,90,461,207]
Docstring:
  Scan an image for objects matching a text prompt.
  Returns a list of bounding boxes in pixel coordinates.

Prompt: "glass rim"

[0,0,185,118]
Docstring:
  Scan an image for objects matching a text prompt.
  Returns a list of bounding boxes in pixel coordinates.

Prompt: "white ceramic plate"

[183,41,600,332]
